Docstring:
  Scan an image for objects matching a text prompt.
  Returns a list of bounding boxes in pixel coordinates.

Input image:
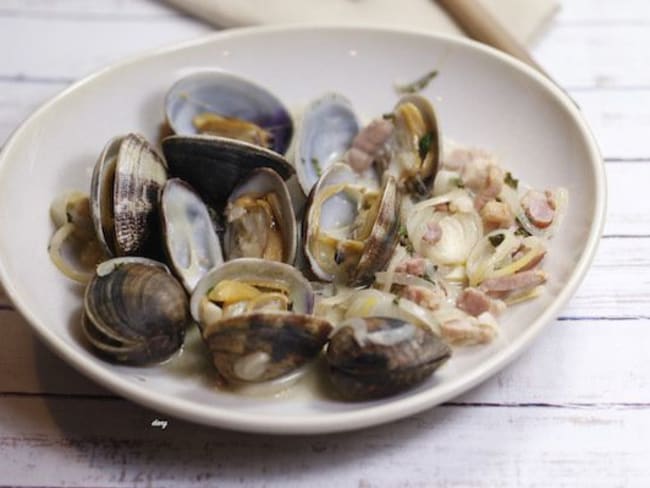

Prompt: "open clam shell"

[82,258,190,365]
[90,133,167,256]
[294,93,359,195]
[326,316,451,400]
[190,258,332,384]
[224,168,297,264]
[162,134,294,209]
[303,163,399,285]
[387,94,441,195]
[165,70,293,155]
[160,178,224,293]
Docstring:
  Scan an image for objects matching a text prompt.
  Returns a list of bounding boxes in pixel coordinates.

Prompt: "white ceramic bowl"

[0,25,605,434]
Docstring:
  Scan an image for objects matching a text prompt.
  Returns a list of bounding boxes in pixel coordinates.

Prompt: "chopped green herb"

[418,132,434,160]
[311,157,322,177]
[398,225,408,239]
[450,176,465,188]
[504,172,519,189]
[515,227,532,237]
[394,70,439,95]
[392,296,400,306]
[382,112,395,121]
[489,233,505,247]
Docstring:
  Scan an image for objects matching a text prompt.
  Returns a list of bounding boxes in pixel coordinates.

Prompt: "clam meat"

[191,258,332,383]
[224,168,296,264]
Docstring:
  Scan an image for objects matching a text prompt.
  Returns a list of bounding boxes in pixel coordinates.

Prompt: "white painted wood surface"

[0,0,648,486]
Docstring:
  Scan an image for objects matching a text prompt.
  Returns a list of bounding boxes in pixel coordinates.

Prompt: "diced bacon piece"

[512,246,547,271]
[400,285,444,311]
[440,318,496,345]
[473,165,504,210]
[480,270,547,296]
[346,119,393,172]
[422,220,442,245]
[480,200,514,231]
[456,287,503,317]
[346,147,373,172]
[395,257,428,277]
[522,190,555,228]
[444,147,493,171]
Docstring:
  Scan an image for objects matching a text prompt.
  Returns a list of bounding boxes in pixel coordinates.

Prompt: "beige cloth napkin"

[164,0,558,45]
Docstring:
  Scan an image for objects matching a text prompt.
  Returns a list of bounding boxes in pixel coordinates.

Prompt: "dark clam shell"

[83,258,190,365]
[90,133,167,257]
[326,317,451,400]
[162,135,294,209]
[202,312,332,383]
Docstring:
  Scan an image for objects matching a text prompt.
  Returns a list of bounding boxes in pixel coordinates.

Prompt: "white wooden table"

[1,1,648,486]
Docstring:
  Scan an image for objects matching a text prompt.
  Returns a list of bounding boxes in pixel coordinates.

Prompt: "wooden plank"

[562,237,650,318]
[0,0,179,18]
[570,90,650,161]
[0,396,648,487]
[605,162,650,236]
[534,23,650,88]
[558,0,650,23]
[0,16,210,81]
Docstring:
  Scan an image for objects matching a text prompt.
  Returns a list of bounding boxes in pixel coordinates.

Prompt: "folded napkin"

[163,0,558,45]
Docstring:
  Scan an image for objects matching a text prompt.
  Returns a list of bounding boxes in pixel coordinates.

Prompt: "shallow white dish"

[0,25,605,434]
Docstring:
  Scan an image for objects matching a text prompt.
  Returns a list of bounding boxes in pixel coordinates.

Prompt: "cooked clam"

[82,258,190,365]
[224,168,296,264]
[160,178,224,293]
[326,316,451,400]
[294,93,360,195]
[90,133,167,256]
[383,94,440,196]
[191,258,332,383]
[165,70,293,155]
[303,163,400,285]
[162,134,294,209]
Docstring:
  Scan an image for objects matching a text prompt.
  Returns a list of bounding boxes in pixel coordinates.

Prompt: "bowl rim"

[0,23,606,434]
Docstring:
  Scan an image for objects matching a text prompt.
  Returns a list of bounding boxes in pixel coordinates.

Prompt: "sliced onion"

[48,223,94,284]
[466,229,520,286]
[379,245,409,292]
[375,271,439,293]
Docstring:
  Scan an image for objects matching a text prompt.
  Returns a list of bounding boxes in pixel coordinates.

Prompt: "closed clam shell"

[162,134,294,209]
[224,168,297,265]
[160,178,224,293]
[294,93,359,195]
[83,258,190,365]
[90,133,167,256]
[326,317,451,400]
[165,70,293,155]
